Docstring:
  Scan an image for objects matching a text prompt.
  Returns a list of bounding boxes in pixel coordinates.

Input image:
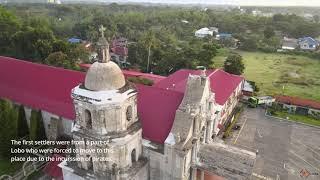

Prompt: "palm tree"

[141,30,156,72]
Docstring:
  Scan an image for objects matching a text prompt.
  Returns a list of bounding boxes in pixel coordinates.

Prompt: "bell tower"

[62,26,148,180]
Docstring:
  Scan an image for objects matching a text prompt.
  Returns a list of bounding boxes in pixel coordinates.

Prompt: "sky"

[105,0,320,6]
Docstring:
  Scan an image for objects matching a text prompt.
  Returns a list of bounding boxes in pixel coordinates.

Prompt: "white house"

[282,37,298,50]
[195,27,215,38]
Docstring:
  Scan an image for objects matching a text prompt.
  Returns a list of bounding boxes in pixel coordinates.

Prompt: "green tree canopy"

[264,26,275,39]
[11,27,55,61]
[45,51,71,69]
[223,53,245,75]
[0,99,18,158]
[17,105,29,138]
[0,7,21,55]
[29,110,46,141]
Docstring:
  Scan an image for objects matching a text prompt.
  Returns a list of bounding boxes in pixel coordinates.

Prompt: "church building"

[0,26,256,180]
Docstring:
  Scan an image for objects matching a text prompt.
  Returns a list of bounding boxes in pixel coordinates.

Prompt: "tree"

[17,105,29,138]
[0,7,21,55]
[140,30,157,72]
[45,51,71,69]
[67,44,90,64]
[0,99,18,158]
[29,110,46,141]
[197,43,218,68]
[224,53,245,75]
[11,27,55,61]
[264,26,275,39]
[52,40,71,54]
[240,36,258,51]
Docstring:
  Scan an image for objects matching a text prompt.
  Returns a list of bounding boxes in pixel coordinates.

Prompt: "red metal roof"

[276,95,320,110]
[0,56,84,120]
[154,69,244,106]
[137,85,184,143]
[43,154,64,179]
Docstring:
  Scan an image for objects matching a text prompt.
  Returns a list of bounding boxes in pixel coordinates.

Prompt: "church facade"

[0,27,256,180]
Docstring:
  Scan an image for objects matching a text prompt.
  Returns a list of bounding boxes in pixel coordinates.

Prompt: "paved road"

[226,107,320,180]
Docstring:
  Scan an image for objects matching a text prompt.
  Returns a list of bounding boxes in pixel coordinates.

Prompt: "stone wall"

[197,143,256,180]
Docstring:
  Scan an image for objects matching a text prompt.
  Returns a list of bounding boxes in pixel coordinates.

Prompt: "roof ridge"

[208,69,218,78]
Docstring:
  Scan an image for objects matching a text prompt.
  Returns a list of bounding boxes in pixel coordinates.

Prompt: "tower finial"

[99,25,106,38]
[97,25,110,63]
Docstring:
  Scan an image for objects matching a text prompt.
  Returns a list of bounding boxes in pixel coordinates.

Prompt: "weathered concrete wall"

[73,92,138,135]
[197,143,256,180]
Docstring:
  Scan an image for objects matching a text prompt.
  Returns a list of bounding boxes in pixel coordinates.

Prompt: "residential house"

[67,37,81,44]
[48,0,61,4]
[216,33,239,48]
[181,20,189,24]
[242,81,254,99]
[110,37,129,67]
[282,37,298,50]
[195,27,215,38]
[112,37,128,47]
[209,27,219,34]
[275,95,320,118]
[252,10,262,16]
[298,37,319,51]
[215,33,232,40]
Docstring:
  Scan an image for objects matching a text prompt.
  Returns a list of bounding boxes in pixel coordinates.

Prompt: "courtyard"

[226,107,320,180]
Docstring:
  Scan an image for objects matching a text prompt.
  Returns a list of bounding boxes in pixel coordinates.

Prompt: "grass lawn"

[0,158,23,175]
[213,49,320,101]
[269,110,320,127]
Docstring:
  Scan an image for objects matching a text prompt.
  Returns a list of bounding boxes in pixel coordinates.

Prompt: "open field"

[214,50,320,101]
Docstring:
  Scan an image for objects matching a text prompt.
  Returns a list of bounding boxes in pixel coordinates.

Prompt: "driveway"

[226,107,320,180]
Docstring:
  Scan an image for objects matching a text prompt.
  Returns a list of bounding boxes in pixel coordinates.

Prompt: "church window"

[131,149,136,163]
[85,110,92,129]
[126,106,133,121]
[86,155,93,170]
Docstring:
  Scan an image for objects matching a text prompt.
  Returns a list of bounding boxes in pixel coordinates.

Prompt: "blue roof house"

[216,33,232,40]
[298,37,319,51]
[68,37,82,44]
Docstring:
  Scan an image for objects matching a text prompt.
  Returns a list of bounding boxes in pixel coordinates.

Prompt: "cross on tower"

[99,25,106,38]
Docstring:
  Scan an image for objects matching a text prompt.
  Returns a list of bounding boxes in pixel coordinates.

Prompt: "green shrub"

[127,77,154,86]
[223,106,244,139]
[0,99,18,158]
[29,110,46,141]
[17,105,29,138]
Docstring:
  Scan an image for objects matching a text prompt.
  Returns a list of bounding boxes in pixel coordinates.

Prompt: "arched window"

[85,110,92,129]
[126,106,133,121]
[131,149,136,163]
[86,155,93,170]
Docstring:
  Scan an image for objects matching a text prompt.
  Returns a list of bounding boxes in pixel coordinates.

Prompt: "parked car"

[233,125,241,130]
